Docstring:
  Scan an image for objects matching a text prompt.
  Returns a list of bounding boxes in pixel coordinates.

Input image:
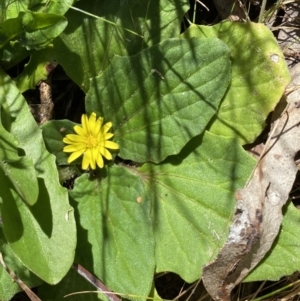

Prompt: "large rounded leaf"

[87,38,231,163]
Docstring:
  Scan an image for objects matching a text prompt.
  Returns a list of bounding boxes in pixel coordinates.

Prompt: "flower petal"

[103,141,119,150]
[82,149,92,170]
[102,122,112,133]
[96,153,104,168]
[63,134,86,144]
[81,114,89,132]
[92,116,103,137]
[63,144,86,152]
[104,133,114,140]
[83,149,97,170]
[67,148,85,163]
[99,147,112,160]
[74,125,88,136]
[91,147,99,169]
[97,116,104,128]
[88,112,97,134]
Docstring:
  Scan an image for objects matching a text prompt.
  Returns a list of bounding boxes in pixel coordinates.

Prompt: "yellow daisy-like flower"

[63,112,119,170]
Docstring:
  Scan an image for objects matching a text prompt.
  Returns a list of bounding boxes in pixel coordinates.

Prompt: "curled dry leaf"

[202,67,300,301]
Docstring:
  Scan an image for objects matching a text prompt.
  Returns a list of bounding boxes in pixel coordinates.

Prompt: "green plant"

[0,1,296,301]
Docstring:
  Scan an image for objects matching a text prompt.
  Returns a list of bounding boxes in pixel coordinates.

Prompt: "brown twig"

[72,263,122,301]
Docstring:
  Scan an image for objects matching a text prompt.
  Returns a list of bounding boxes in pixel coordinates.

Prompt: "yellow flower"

[63,112,119,170]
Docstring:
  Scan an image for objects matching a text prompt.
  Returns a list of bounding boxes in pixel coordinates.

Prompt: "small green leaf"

[182,22,290,143]
[69,168,155,300]
[14,46,57,92]
[41,119,77,165]
[0,11,68,50]
[87,38,231,163]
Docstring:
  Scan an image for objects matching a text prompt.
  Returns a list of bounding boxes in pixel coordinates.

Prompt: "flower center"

[86,135,99,149]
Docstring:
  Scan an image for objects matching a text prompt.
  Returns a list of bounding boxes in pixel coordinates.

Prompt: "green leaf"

[0,11,68,50]
[138,131,255,282]
[245,202,300,281]
[41,120,83,182]
[53,0,189,91]
[0,120,38,206]
[182,22,290,143]
[14,46,57,92]
[87,38,231,163]
[0,67,76,284]
[0,228,42,301]
[69,168,155,300]
[41,119,77,165]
